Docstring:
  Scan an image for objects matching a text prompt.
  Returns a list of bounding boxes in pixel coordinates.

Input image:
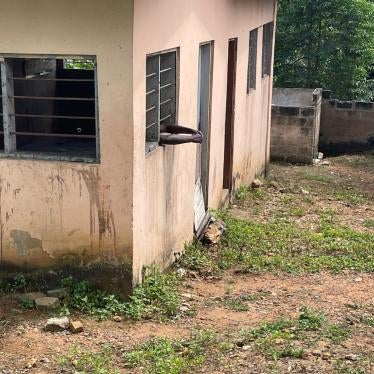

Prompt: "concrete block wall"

[320,91,374,154]
[271,88,322,164]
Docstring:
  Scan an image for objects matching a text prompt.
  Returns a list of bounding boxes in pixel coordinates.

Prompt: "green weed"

[124,267,181,321]
[60,267,181,321]
[363,219,374,228]
[0,273,27,293]
[123,330,217,374]
[58,345,119,374]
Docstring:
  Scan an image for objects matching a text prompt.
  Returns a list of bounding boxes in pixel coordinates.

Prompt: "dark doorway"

[223,38,238,191]
[197,42,213,207]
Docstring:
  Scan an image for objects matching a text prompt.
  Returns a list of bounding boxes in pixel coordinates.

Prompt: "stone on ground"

[69,320,84,333]
[252,179,264,188]
[18,292,46,302]
[44,317,70,332]
[46,288,68,299]
[35,297,60,310]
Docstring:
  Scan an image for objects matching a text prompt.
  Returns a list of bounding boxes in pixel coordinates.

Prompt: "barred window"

[247,28,258,92]
[0,56,98,162]
[146,50,177,152]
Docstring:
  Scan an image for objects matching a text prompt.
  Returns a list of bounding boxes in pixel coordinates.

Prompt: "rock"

[35,297,60,310]
[354,277,363,283]
[204,221,226,244]
[69,320,84,334]
[18,292,46,302]
[25,358,37,369]
[318,152,324,160]
[242,345,251,351]
[252,179,263,188]
[44,317,70,332]
[113,315,122,323]
[176,268,187,278]
[322,352,332,360]
[320,161,331,166]
[301,188,310,195]
[269,181,279,190]
[345,354,358,361]
[181,293,195,300]
[46,288,68,299]
[312,349,322,357]
[180,306,190,312]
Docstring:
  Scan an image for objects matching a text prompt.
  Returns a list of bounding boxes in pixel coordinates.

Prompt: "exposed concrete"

[320,91,374,154]
[271,88,322,164]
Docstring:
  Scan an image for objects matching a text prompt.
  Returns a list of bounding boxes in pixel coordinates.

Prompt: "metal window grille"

[247,28,258,92]
[262,22,274,77]
[0,56,98,162]
[146,51,177,147]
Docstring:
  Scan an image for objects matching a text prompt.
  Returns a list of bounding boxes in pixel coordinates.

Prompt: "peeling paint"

[10,230,44,257]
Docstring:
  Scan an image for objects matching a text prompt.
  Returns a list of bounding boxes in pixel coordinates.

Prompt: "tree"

[275,0,374,100]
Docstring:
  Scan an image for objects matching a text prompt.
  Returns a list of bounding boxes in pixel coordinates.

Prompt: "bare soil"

[0,154,373,374]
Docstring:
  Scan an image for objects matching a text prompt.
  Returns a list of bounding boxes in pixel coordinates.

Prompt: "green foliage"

[239,308,349,360]
[61,276,126,320]
[61,267,181,321]
[124,267,181,321]
[0,273,27,293]
[19,298,35,310]
[123,330,217,374]
[275,0,374,100]
[58,346,119,374]
[64,59,95,70]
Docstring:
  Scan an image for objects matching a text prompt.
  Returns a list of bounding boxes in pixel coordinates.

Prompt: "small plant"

[298,307,325,331]
[235,186,249,201]
[363,219,374,228]
[19,298,35,310]
[0,273,27,293]
[61,277,126,320]
[124,330,217,374]
[290,207,306,217]
[124,267,181,321]
[58,345,119,374]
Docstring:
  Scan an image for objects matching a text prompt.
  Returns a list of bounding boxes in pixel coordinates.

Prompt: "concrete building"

[271,88,322,164]
[0,0,277,294]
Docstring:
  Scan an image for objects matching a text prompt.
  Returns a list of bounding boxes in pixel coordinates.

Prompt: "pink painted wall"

[132,0,276,283]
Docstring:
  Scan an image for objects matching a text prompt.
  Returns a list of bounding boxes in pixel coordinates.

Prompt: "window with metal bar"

[262,22,274,78]
[247,28,258,92]
[0,56,98,162]
[146,50,177,152]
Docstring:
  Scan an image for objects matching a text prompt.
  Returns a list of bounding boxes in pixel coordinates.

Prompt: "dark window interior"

[247,28,258,92]
[262,22,274,77]
[0,57,97,161]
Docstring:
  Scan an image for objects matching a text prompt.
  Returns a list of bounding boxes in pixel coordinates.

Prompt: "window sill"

[0,151,99,164]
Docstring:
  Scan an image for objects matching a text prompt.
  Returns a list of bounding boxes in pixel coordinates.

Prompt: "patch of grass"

[290,207,306,217]
[335,152,374,170]
[60,267,181,321]
[58,345,119,374]
[238,308,349,361]
[331,187,367,206]
[359,315,374,327]
[123,330,218,374]
[363,219,374,228]
[235,186,249,201]
[223,295,250,312]
[298,171,334,183]
[216,211,374,274]
[125,267,181,321]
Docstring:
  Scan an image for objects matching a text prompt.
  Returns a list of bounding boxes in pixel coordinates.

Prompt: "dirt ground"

[0,154,373,374]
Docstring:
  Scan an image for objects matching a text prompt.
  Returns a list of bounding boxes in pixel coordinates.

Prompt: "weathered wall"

[132,0,276,283]
[0,0,134,293]
[320,93,374,154]
[271,88,322,164]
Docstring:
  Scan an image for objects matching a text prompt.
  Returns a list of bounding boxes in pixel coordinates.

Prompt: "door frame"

[197,41,214,208]
[223,38,238,192]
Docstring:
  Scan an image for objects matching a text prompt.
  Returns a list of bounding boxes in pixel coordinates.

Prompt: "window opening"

[0,56,98,161]
[247,28,258,92]
[262,22,274,77]
[145,50,177,152]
